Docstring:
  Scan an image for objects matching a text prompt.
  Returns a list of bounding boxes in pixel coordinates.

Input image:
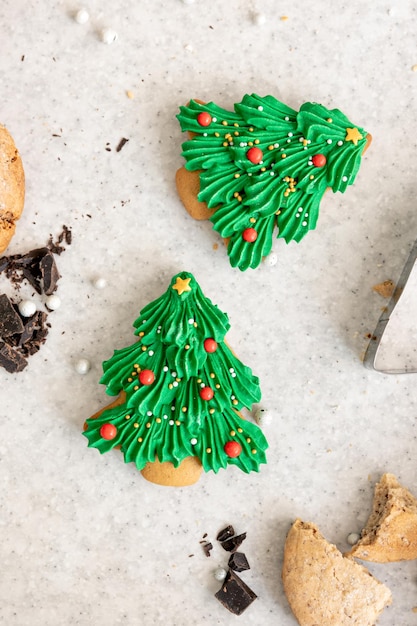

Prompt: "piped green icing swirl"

[177,94,369,270]
[83,272,268,475]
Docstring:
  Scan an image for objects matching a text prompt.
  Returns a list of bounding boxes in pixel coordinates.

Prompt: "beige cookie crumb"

[372,279,395,298]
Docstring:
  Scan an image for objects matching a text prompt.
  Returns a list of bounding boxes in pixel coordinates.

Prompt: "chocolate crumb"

[201,541,213,557]
[116,137,129,152]
[215,569,257,615]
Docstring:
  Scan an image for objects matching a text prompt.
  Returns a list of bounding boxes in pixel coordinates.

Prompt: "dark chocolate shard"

[220,532,247,553]
[0,294,24,337]
[228,551,250,572]
[217,525,235,543]
[40,249,60,294]
[0,341,28,373]
[215,570,257,616]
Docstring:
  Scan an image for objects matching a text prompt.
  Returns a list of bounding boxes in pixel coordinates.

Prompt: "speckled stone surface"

[1,1,417,624]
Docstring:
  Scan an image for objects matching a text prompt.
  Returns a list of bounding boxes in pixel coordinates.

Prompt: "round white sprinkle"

[74,8,89,24]
[257,105,264,111]
[188,318,194,324]
[100,28,118,44]
[18,300,36,317]
[163,414,168,420]
[173,381,178,387]
[169,420,175,426]
[337,140,343,146]
[93,277,107,289]
[171,371,177,377]
[213,567,227,581]
[342,175,348,182]
[212,117,217,123]
[347,532,360,546]
[229,368,234,373]
[284,116,289,121]
[190,437,197,445]
[302,221,308,226]
[148,350,154,356]
[163,366,169,372]
[252,12,266,26]
[327,139,332,144]
[45,294,61,311]
[270,171,275,176]
[264,253,278,267]
[203,132,207,137]
[288,132,293,137]
[75,358,91,375]
[274,143,279,148]
[231,373,237,378]
[254,407,273,426]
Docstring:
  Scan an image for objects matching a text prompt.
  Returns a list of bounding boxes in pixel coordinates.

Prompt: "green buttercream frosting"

[177,94,369,270]
[83,272,268,475]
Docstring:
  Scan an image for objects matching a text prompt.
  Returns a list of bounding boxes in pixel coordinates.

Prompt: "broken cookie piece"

[345,473,417,562]
[282,519,392,626]
[0,124,25,253]
[215,569,257,615]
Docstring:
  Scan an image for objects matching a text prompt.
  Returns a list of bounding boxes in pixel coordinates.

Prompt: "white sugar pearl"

[75,8,89,24]
[93,277,107,289]
[75,358,91,375]
[18,300,36,317]
[252,12,266,25]
[213,567,227,581]
[347,532,360,546]
[264,253,278,267]
[45,294,61,311]
[254,407,272,426]
[190,437,197,445]
[100,28,118,44]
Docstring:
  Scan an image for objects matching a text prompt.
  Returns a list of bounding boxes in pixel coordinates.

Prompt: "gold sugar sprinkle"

[138,437,143,443]
[238,428,243,433]
[175,420,181,426]
[146,422,151,428]
[134,385,139,390]
[246,438,251,443]
[254,139,260,144]
[133,423,139,428]
[209,409,215,415]
[182,406,188,412]
[230,430,236,436]
[156,418,161,423]
[125,415,131,420]
[252,449,257,454]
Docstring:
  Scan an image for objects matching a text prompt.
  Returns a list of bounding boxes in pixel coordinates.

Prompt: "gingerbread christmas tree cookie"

[176,94,371,270]
[83,272,268,486]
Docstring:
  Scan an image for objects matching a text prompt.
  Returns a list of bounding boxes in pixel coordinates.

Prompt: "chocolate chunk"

[228,552,250,572]
[217,525,235,543]
[215,570,257,615]
[40,249,60,294]
[220,532,247,553]
[0,294,24,337]
[0,341,28,372]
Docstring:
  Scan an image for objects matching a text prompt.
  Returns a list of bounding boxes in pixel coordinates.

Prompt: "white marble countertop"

[1,1,417,624]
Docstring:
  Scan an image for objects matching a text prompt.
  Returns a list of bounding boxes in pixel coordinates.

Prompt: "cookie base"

[141,455,203,487]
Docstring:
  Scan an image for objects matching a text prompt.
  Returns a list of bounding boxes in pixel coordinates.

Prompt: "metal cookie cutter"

[364,238,417,373]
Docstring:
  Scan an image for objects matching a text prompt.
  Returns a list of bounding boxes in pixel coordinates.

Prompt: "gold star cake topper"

[172,276,192,295]
[345,127,363,145]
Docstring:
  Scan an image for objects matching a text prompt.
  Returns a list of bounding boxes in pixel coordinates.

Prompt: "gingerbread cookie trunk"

[176,95,371,270]
[83,272,268,486]
[346,473,417,562]
[0,125,25,254]
[282,519,392,626]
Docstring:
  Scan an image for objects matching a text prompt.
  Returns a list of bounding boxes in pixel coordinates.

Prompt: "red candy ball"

[204,338,218,353]
[139,369,155,385]
[100,423,117,440]
[197,111,212,127]
[224,441,242,458]
[242,228,258,242]
[246,147,263,164]
[200,386,214,401]
[312,153,327,167]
